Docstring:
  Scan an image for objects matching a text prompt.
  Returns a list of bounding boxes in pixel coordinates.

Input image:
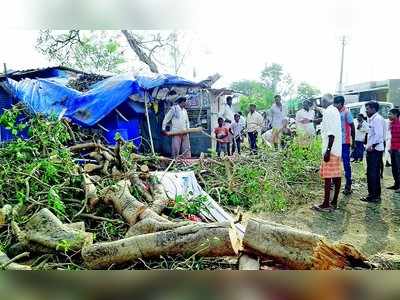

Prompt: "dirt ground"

[252,161,400,257]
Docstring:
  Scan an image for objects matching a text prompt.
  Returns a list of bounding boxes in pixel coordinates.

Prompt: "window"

[379,105,391,119]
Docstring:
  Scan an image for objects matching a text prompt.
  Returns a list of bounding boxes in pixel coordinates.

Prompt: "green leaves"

[230,80,274,113]
[36,30,126,73]
[0,106,80,220]
[172,194,208,216]
[48,187,65,216]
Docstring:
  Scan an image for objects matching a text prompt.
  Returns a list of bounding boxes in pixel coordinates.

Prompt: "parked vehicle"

[315,101,393,134]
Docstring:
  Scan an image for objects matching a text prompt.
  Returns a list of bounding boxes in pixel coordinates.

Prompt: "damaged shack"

[0,66,227,157]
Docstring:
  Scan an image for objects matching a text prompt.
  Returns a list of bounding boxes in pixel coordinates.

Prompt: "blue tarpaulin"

[5,73,203,127]
[3,72,204,147]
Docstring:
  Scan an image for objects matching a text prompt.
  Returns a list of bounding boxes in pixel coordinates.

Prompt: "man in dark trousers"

[361,101,385,203]
[387,108,400,192]
[335,96,356,195]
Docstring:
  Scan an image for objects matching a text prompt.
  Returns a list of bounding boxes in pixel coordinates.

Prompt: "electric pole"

[338,36,347,94]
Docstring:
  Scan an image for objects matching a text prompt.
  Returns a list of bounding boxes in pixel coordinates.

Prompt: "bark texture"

[243,218,369,270]
[82,222,237,269]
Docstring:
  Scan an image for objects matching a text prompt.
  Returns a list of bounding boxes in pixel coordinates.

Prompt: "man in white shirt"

[295,100,315,137]
[219,96,235,123]
[312,93,342,212]
[269,95,287,149]
[246,104,264,154]
[162,97,191,158]
[361,101,385,203]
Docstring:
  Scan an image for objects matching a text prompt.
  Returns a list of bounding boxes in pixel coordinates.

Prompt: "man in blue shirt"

[335,96,355,195]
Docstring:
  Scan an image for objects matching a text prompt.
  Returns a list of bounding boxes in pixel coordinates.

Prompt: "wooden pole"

[144,91,155,155]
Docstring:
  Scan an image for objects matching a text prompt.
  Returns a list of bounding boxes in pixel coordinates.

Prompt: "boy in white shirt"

[351,114,369,162]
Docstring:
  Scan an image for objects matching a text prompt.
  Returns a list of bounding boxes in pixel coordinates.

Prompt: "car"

[315,101,393,134]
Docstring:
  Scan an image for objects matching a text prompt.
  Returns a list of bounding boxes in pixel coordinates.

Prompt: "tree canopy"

[230,80,274,113]
[296,82,321,101]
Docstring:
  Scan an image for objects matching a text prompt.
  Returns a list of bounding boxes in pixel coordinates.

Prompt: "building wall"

[388,80,400,106]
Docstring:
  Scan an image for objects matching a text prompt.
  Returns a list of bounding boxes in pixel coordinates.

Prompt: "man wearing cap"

[162,97,191,158]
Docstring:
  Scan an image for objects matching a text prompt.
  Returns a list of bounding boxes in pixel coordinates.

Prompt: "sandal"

[311,205,333,213]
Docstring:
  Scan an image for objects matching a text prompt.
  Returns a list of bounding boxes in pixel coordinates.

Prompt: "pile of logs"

[1,139,399,270]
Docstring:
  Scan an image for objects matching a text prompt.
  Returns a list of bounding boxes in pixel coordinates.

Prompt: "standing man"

[313,94,342,212]
[295,100,316,137]
[219,96,235,123]
[334,96,355,195]
[269,95,286,149]
[387,108,400,192]
[246,104,264,154]
[361,101,385,203]
[231,113,245,154]
[351,114,369,162]
[162,97,191,158]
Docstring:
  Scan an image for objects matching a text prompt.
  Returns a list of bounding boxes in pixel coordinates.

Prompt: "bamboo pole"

[144,91,155,155]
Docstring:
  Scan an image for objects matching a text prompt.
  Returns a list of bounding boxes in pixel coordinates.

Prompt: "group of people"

[215,95,293,156]
[314,94,400,212]
[161,93,399,212]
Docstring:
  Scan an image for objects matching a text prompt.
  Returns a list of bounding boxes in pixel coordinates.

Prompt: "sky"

[1,0,400,94]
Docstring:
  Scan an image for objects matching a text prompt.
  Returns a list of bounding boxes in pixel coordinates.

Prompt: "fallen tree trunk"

[103,180,170,225]
[13,208,93,252]
[125,219,191,237]
[103,180,147,225]
[243,218,370,270]
[82,222,238,269]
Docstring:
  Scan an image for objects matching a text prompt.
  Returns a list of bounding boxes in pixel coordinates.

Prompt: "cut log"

[238,253,260,270]
[0,251,31,270]
[82,222,238,269]
[243,218,369,270]
[140,164,150,173]
[164,127,203,136]
[103,180,147,225]
[68,143,115,157]
[13,208,93,252]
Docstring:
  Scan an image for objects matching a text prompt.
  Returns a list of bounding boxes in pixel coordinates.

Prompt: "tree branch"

[121,30,159,73]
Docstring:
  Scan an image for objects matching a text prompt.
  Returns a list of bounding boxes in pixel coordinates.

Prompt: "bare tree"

[37,30,192,75]
[121,30,159,73]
